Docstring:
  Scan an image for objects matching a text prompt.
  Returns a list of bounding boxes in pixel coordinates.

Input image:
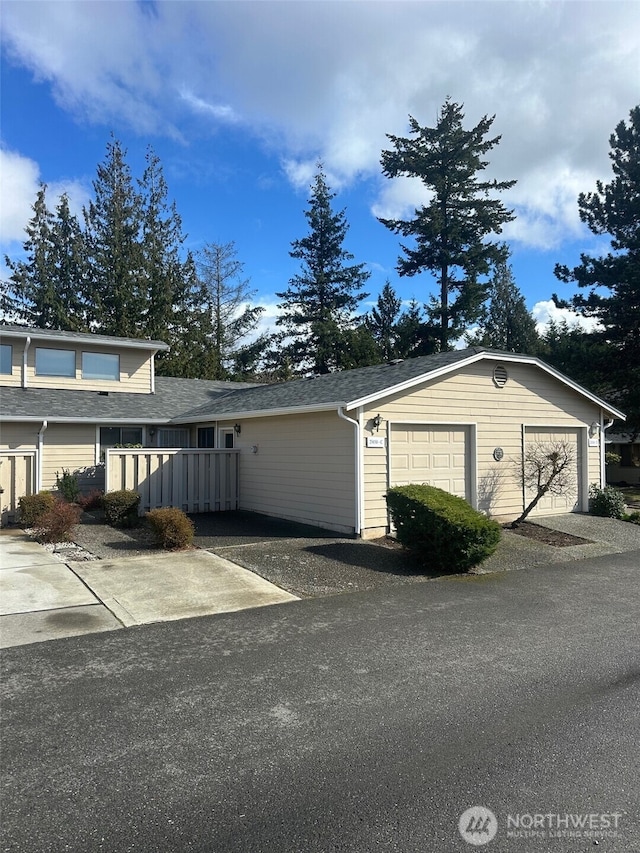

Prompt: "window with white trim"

[82,351,120,381]
[0,344,11,374]
[35,347,75,377]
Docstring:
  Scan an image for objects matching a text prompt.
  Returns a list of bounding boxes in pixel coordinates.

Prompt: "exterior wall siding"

[40,423,98,490]
[361,361,605,532]
[15,340,153,393]
[222,411,356,534]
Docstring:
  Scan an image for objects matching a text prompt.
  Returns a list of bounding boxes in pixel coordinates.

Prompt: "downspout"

[601,415,615,486]
[150,351,156,394]
[22,336,31,388]
[338,406,362,536]
[37,420,47,492]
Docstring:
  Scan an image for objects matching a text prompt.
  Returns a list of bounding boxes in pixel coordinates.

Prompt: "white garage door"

[524,427,581,515]
[390,424,470,500]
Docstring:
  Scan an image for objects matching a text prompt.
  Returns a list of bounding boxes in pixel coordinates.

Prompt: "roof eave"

[0,327,169,352]
[173,401,348,424]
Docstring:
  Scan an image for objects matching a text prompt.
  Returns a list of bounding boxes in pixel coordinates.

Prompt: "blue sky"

[1,1,638,342]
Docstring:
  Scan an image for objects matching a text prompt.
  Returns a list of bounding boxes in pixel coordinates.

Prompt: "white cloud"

[0,146,91,250]
[2,1,638,248]
[0,148,40,243]
[532,299,602,335]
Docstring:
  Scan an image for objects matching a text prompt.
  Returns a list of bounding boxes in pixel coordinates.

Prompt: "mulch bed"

[505,521,592,547]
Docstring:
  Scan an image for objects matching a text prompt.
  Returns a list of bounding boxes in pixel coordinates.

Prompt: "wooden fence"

[105,449,239,514]
[0,450,37,525]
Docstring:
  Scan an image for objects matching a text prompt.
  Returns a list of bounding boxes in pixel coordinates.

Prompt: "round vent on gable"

[493,365,508,388]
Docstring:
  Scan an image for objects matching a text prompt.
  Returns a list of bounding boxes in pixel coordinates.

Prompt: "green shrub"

[588,484,627,518]
[77,489,104,511]
[386,484,501,572]
[146,507,194,550]
[623,511,640,526]
[18,491,55,528]
[102,489,141,527]
[55,468,80,503]
[33,499,81,543]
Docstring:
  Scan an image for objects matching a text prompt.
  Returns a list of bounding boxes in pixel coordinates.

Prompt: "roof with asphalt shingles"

[0,376,261,422]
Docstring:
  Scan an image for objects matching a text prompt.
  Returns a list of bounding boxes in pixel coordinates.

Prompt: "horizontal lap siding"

[41,424,97,489]
[1,423,39,449]
[225,412,355,533]
[362,361,604,529]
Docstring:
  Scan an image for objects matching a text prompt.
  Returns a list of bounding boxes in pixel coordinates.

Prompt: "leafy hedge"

[588,484,627,519]
[146,507,194,550]
[18,491,55,528]
[386,484,501,572]
[102,489,140,527]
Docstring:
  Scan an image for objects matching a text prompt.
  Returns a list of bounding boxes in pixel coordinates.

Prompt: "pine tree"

[50,194,89,331]
[195,241,264,380]
[467,261,539,352]
[555,105,640,435]
[276,164,370,374]
[380,99,516,351]
[83,137,144,337]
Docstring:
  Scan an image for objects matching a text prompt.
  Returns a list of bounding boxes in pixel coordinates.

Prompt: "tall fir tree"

[3,185,86,330]
[276,164,370,374]
[467,261,539,352]
[380,99,516,351]
[366,280,403,361]
[83,137,144,337]
[555,105,640,435]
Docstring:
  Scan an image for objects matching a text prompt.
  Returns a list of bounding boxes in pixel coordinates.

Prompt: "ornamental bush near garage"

[386,484,501,572]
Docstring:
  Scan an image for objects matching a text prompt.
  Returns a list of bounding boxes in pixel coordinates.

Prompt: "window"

[221,430,234,449]
[100,427,143,457]
[82,351,119,381]
[158,428,189,448]
[0,344,12,374]
[35,347,75,377]
[198,427,215,448]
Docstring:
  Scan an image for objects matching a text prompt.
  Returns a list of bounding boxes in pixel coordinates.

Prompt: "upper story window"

[35,347,75,377]
[82,351,120,381]
[0,344,12,374]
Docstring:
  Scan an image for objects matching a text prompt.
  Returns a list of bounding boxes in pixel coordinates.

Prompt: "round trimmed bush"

[588,484,627,519]
[146,507,194,550]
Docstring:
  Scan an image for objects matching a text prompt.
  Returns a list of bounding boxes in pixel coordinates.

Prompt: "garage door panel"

[391,424,470,500]
[524,427,581,515]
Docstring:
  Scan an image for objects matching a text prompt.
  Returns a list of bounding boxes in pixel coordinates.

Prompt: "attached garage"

[389,424,472,500]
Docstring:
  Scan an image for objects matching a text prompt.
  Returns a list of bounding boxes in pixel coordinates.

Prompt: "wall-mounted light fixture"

[372,414,383,432]
[148,427,156,439]
[234,423,242,435]
[589,421,600,438]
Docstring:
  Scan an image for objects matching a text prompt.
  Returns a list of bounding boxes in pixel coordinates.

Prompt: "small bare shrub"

[33,500,81,543]
[18,491,55,528]
[511,441,575,528]
[146,507,194,550]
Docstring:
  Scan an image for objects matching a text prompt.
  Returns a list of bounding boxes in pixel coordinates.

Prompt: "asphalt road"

[2,550,639,853]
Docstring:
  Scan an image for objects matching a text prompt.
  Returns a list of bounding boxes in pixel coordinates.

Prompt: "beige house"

[1,324,625,535]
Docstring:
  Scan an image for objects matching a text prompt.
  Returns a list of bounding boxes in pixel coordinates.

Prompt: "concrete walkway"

[0,530,297,649]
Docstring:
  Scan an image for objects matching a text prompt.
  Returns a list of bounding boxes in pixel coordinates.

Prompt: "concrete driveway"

[0,530,297,649]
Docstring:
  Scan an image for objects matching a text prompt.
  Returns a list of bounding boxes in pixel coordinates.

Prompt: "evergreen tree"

[3,185,86,329]
[366,280,402,361]
[276,164,370,374]
[380,99,516,351]
[195,241,264,380]
[467,261,539,352]
[137,148,199,375]
[555,105,640,435]
[83,137,144,337]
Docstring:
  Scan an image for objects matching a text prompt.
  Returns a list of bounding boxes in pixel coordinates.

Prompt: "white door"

[390,424,470,499]
[523,427,581,515]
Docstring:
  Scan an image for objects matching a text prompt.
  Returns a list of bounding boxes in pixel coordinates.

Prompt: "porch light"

[589,422,600,438]
[372,414,383,432]
[234,423,242,435]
